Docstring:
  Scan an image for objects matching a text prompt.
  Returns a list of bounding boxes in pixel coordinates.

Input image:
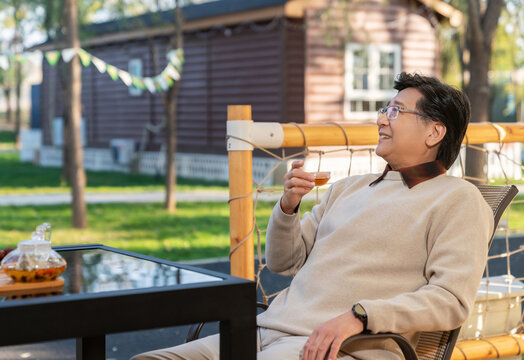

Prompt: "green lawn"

[0,201,316,261]
[0,149,228,194]
[0,131,15,143]
[0,130,15,150]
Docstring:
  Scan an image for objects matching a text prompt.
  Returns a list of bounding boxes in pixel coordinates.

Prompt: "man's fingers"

[312,334,334,360]
[291,168,315,181]
[325,337,343,360]
[291,160,304,169]
[303,331,334,360]
[286,177,315,191]
[303,330,323,360]
[302,333,316,360]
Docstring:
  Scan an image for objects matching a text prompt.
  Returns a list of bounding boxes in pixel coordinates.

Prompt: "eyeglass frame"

[377,105,432,121]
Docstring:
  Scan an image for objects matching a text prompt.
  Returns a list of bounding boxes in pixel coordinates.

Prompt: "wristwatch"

[352,303,368,331]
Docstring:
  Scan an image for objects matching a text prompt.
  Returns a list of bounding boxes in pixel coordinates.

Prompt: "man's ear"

[426,122,446,147]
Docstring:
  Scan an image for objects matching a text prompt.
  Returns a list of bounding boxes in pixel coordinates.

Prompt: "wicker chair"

[187,184,519,360]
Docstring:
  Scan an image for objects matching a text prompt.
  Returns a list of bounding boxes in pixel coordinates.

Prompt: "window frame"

[128,58,143,97]
[344,43,402,121]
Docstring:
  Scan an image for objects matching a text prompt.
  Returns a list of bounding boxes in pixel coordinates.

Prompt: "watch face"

[354,303,366,316]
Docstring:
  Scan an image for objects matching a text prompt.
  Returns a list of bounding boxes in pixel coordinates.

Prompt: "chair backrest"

[414,184,519,360]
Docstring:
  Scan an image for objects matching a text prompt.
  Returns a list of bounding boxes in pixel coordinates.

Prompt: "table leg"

[76,335,105,360]
[219,319,256,360]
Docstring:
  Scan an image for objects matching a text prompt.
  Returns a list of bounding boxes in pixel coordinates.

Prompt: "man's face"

[376,88,435,170]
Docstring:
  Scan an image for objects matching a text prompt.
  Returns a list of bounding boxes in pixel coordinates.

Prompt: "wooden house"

[34,0,460,183]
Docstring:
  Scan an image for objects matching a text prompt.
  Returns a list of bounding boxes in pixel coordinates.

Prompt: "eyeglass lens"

[377,106,399,120]
[387,106,399,119]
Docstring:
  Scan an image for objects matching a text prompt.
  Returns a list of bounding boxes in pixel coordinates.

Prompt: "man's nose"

[377,112,388,126]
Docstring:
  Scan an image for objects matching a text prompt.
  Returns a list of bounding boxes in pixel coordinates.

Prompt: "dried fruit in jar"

[0,248,14,262]
[4,265,66,282]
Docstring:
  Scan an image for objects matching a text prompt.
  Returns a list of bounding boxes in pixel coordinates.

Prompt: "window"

[52,117,87,147]
[128,58,143,97]
[344,44,401,121]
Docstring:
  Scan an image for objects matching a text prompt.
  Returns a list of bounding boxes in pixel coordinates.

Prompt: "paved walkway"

[0,185,520,206]
[0,190,325,206]
[0,191,229,206]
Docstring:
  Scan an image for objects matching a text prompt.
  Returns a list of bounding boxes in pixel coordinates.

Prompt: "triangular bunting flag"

[161,72,174,87]
[143,78,156,93]
[78,49,92,67]
[91,56,106,73]
[118,70,132,86]
[167,49,184,70]
[165,64,181,81]
[106,65,119,80]
[167,50,178,65]
[131,76,145,90]
[168,52,181,69]
[154,76,167,92]
[0,55,8,70]
[61,48,77,63]
[158,76,169,91]
[45,51,60,66]
[177,49,185,65]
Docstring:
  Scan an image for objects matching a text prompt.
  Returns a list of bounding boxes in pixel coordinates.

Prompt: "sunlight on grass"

[0,131,15,151]
[0,201,316,261]
[504,198,524,233]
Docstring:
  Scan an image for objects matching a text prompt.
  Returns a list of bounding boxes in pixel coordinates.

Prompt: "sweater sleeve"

[360,186,494,334]
[265,186,334,277]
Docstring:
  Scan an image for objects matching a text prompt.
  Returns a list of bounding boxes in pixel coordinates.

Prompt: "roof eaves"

[415,0,463,26]
[30,0,292,50]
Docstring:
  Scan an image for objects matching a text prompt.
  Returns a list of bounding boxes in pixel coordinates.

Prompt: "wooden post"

[227,105,254,280]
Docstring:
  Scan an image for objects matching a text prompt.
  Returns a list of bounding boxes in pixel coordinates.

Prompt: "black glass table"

[0,244,256,360]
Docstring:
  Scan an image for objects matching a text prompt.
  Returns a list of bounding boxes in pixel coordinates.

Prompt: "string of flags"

[0,47,184,93]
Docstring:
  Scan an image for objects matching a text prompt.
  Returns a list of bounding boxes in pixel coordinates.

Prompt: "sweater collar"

[369,160,446,189]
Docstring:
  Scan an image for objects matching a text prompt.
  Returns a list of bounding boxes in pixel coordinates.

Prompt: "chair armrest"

[186,302,268,342]
[339,333,418,360]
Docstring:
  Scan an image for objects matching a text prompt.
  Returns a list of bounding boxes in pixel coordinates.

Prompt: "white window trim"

[344,43,402,121]
[129,58,143,97]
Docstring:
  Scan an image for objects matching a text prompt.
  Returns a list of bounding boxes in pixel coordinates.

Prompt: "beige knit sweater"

[257,171,493,356]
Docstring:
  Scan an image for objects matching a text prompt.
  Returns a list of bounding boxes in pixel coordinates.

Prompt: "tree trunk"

[59,62,71,186]
[65,0,87,228]
[163,1,183,213]
[14,54,22,149]
[3,88,12,124]
[164,85,178,212]
[464,0,504,184]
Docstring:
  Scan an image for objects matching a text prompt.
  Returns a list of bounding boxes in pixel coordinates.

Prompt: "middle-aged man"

[131,72,493,360]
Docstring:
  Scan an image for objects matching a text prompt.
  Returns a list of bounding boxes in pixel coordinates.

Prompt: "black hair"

[394,72,470,169]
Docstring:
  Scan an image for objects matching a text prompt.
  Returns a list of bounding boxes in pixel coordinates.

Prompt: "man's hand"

[302,311,364,360]
[281,160,315,214]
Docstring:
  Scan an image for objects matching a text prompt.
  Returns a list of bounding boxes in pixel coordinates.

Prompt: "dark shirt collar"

[369,160,446,189]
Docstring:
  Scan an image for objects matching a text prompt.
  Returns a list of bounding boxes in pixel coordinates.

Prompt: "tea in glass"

[309,171,331,186]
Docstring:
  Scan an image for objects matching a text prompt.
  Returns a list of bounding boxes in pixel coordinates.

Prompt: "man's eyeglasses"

[377,105,431,121]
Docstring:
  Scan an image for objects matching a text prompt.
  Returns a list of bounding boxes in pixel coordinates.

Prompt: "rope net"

[226,122,524,357]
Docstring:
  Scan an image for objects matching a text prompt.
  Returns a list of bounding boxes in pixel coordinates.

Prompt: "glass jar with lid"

[1,223,66,282]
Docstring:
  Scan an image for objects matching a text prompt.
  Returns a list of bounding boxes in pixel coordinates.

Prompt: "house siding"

[285,19,306,125]
[41,20,301,156]
[304,0,440,125]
